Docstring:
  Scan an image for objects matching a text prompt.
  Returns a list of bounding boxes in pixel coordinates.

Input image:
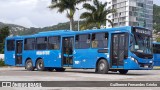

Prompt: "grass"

[0,59,5,66]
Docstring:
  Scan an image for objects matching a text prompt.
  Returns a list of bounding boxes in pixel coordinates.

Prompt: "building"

[0,54,4,60]
[106,0,153,30]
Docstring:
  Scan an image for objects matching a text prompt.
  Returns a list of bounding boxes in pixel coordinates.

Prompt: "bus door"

[15,40,23,65]
[110,33,128,68]
[62,37,74,67]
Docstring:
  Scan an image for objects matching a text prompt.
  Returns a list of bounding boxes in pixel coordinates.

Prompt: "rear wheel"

[119,70,128,74]
[96,59,109,74]
[55,68,66,72]
[25,59,34,71]
[36,59,45,71]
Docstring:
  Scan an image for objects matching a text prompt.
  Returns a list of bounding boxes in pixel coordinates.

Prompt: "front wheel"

[96,59,109,74]
[36,59,45,71]
[119,70,128,74]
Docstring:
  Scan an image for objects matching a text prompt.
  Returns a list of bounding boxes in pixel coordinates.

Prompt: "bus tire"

[96,59,109,74]
[119,70,128,74]
[36,59,45,71]
[55,68,66,72]
[25,59,34,71]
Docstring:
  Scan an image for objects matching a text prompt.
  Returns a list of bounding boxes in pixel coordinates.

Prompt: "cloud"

[0,0,157,28]
[0,0,68,28]
[0,0,111,28]
[153,0,160,5]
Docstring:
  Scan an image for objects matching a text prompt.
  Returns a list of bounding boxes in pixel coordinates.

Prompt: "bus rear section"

[5,37,24,66]
[153,43,160,66]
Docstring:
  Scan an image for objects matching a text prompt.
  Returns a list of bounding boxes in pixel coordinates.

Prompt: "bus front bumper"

[123,58,153,70]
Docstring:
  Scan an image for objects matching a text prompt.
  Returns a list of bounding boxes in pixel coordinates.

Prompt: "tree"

[153,4,160,33]
[48,0,90,30]
[80,0,116,29]
[156,37,160,42]
[0,26,10,53]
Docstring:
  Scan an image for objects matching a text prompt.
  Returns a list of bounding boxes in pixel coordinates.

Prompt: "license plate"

[144,65,148,68]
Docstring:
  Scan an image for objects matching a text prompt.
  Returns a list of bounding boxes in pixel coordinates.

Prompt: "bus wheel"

[119,70,128,74]
[96,59,109,74]
[25,59,34,71]
[36,59,45,71]
[55,68,66,72]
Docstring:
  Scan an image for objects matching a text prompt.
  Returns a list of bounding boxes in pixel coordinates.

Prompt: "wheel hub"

[27,62,32,68]
[99,63,105,71]
[38,62,42,69]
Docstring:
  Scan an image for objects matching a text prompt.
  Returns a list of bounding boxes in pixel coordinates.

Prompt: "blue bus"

[4,26,153,74]
[153,42,160,66]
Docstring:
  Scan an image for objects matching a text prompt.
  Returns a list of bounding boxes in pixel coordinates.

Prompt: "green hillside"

[0,21,86,35]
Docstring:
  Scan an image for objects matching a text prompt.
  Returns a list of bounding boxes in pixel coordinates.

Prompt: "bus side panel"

[82,49,109,68]
[5,51,15,66]
[73,49,109,68]
[153,54,160,66]
[43,50,62,67]
[4,40,15,66]
[22,51,36,66]
[23,50,62,67]
[73,49,95,68]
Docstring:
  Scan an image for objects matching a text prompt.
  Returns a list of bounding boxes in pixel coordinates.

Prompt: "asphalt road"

[0,67,160,90]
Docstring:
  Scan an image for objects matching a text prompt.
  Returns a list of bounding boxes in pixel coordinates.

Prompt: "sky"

[0,0,159,28]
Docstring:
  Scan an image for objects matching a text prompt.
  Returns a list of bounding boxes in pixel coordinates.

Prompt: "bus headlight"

[131,57,138,64]
[149,61,153,63]
[131,57,135,61]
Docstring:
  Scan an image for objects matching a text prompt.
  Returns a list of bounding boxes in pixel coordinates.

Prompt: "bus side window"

[48,36,60,50]
[92,33,108,48]
[104,33,108,47]
[24,38,35,50]
[75,34,90,49]
[7,40,15,51]
[92,34,98,48]
[36,37,47,50]
[75,35,79,48]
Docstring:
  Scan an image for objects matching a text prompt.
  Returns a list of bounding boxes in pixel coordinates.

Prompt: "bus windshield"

[131,28,152,54]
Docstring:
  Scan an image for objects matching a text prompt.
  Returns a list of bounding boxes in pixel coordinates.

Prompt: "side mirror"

[135,45,139,49]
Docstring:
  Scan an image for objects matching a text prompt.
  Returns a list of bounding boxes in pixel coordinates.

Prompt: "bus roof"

[34,26,132,36]
[6,26,148,40]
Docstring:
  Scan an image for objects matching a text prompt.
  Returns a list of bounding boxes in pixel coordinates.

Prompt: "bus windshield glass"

[131,28,152,54]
